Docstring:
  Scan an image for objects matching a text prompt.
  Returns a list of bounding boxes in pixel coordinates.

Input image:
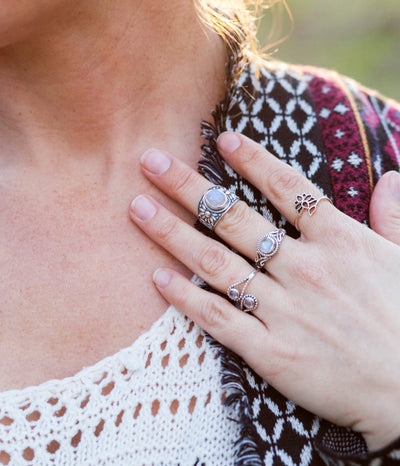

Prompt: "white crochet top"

[0,303,240,465]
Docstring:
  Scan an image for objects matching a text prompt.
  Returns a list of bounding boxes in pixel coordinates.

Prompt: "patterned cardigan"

[196,41,400,466]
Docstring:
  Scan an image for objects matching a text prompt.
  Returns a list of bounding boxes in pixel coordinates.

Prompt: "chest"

[0,184,194,390]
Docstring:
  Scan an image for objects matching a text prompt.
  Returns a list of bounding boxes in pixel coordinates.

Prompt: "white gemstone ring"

[198,186,239,230]
[255,228,286,269]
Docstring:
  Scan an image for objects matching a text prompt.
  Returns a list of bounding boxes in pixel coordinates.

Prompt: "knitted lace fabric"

[0,303,240,465]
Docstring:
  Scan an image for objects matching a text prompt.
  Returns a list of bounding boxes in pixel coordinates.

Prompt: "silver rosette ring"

[227,269,259,312]
[198,186,239,230]
[255,228,286,269]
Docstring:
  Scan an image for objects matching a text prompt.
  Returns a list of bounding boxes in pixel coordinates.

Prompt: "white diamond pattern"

[334,103,349,114]
[348,187,359,197]
[320,107,331,119]
[348,152,363,167]
[332,158,345,172]
[226,64,329,231]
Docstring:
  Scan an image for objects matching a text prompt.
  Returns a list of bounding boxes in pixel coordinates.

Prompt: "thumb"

[370,171,400,245]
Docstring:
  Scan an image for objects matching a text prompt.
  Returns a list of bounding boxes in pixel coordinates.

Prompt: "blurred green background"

[258,0,400,101]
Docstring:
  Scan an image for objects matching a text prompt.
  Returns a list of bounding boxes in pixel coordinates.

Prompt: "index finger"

[217,132,336,237]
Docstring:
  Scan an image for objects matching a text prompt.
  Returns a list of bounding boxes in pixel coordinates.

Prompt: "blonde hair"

[195,0,288,61]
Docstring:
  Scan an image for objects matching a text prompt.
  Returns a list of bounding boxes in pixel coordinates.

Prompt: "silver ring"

[198,186,239,230]
[255,228,286,269]
[294,193,333,230]
[227,269,259,312]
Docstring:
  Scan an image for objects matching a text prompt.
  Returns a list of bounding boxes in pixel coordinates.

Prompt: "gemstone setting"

[255,229,286,268]
[242,294,258,311]
[226,270,259,312]
[227,287,240,301]
[198,186,239,230]
[204,189,228,210]
[259,237,275,254]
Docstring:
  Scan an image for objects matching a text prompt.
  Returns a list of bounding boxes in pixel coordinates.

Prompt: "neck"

[0,0,226,167]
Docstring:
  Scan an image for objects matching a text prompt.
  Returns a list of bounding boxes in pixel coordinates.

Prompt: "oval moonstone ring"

[255,228,286,268]
[198,186,239,230]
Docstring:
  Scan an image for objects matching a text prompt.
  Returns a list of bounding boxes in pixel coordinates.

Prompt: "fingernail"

[217,132,241,155]
[140,149,171,175]
[388,171,400,202]
[153,268,171,288]
[130,195,157,221]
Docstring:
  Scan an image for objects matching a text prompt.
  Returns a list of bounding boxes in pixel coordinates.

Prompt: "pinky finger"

[152,268,269,365]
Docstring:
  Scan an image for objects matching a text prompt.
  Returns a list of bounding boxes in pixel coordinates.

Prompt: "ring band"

[294,193,332,230]
[255,228,286,269]
[198,186,239,230]
[227,269,259,312]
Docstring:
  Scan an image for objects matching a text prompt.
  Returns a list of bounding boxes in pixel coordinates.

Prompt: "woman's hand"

[129,132,400,451]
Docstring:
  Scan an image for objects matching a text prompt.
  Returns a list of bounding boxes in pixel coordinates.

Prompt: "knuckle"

[268,166,304,202]
[173,289,190,311]
[265,336,300,379]
[325,217,360,251]
[237,147,265,165]
[196,244,231,279]
[154,216,179,242]
[363,234,383,262]
[172,168,197,198]
[217,201,252,237]
[324,217,374,263]
[294,256,328,289]
[199,298,227,327]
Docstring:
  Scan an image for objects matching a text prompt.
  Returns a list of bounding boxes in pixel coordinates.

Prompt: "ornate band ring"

[294,193,333,230]
[198,186,239,230]
[255,228,286,269]
[227,269,259,312]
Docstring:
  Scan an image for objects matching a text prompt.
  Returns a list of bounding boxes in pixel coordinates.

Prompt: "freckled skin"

[0,0,227,390]
[0,0,79,47]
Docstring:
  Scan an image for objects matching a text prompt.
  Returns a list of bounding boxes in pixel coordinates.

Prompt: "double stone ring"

[227,228,286,312]
[227,269,259,312]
